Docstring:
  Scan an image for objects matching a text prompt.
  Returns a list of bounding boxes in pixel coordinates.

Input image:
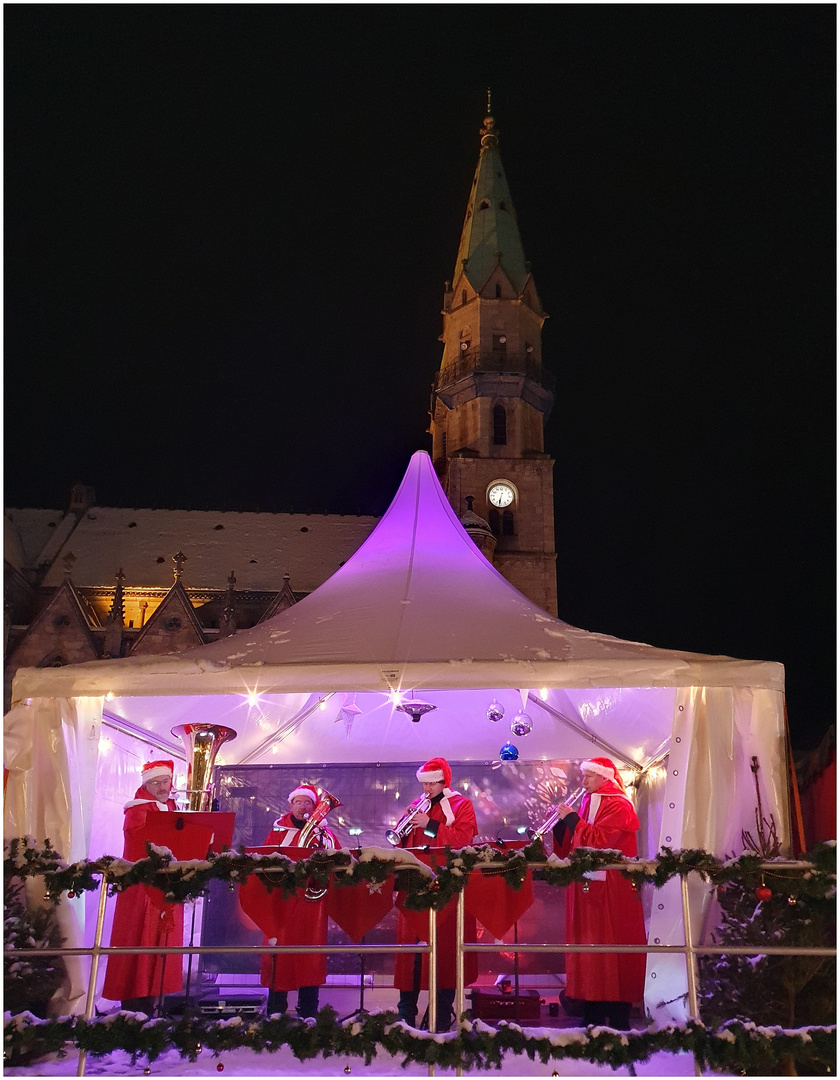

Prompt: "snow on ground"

[4,1044,721,1078]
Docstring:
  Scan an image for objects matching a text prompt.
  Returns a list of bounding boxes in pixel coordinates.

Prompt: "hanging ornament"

[755,885,772,902]
[67,891,75,898]
[486,699,505,723]
[217,1065,225,1073]
[335,693,362,739]
[144,1069,151,1076]
[499,742,519,761]
[510,711,533,737]
[344,1067,352,1075]
[787,895,797,906]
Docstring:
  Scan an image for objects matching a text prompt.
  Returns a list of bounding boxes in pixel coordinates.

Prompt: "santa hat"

[416,757,452,788]
[288,784,319,805]
[142,760,174,784]
[581,757,623,786]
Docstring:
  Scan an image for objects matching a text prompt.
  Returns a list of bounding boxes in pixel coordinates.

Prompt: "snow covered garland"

[5,1009,836,1074]
[4,838,836,1073]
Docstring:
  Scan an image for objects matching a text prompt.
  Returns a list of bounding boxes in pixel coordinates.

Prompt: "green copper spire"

[453,106,530,295]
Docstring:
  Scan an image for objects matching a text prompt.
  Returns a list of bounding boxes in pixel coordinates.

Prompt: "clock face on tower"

[488,483,515,508]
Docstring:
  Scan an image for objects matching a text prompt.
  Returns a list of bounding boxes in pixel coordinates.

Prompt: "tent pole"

[784,701,807,855]
[76,873,109,1077]
[528,696,643,772]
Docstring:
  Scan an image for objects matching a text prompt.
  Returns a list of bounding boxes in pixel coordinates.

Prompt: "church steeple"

[453,107,534,302]
[431,105,558,616]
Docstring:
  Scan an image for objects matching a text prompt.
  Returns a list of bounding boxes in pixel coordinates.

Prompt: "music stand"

[142,812,236,1011]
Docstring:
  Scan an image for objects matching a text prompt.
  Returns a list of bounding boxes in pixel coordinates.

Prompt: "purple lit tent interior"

[4,451,790,1024]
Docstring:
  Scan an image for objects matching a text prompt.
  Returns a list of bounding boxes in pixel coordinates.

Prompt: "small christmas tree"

[4,877,65,1017]
[699,758,835,1075]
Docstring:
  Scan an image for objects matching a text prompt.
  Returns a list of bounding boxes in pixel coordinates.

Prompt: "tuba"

[171,723,237,811]
[385,796,430,847]
[297,789,342,902]
[297,789,343,849]
[530,785,586,843]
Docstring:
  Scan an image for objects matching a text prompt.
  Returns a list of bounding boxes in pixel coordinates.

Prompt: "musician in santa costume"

[102,760,184,1014]
[259,783,339,1018]
[552,757,647,1029]
[394,757,478,1030]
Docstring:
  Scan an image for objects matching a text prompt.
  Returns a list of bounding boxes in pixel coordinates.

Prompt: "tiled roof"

[7,506,378,594]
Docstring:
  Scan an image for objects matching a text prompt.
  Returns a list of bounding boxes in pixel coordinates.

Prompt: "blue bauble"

[499,742,519,761]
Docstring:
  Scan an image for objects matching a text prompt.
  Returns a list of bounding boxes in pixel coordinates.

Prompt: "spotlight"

[395,700,437,723]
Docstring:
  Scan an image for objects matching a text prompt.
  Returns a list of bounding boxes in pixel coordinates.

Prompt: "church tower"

[431,107,558,615]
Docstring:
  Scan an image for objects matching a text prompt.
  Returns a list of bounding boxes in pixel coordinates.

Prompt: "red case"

[469,986,541,1020]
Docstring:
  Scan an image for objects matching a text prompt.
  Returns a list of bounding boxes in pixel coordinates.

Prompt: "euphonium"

[297,789,342,849]
[298,789,342,902]
[171,723,237,811]
[385,796,431,847]
[531,785,586,843]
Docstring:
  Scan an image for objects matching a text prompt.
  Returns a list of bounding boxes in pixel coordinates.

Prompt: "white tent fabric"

[5,451,789,1023]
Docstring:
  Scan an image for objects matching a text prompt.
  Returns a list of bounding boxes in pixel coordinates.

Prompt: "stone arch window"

[488,509,500,536]
[461,289,467,306]
[502,509,515,536]
[495,283,502,298]
[493,403,507,446]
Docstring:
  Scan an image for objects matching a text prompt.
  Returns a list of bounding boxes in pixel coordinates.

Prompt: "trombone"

[385,796,431,847]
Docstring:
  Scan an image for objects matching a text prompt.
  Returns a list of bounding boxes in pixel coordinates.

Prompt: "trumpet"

[531,785,587,843]
[385,796,431,847]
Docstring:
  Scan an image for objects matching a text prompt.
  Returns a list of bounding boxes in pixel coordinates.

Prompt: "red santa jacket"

[553,779,646,1004]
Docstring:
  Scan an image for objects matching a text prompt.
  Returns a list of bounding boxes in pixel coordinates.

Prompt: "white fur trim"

[142,765,173,783]
[288,785,318,804]
[123,798,172,811]
[416,767,445,783]
[439,789,456,826]
[581,760,616,781]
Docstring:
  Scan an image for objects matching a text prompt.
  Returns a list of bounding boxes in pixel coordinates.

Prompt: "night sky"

[5,6,835,750]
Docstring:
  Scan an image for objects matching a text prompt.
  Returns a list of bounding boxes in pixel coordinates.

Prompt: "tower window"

[499,201,507,210]
[502,510,515,536]
[493,403,507,445]
[479,199,490,211]
[461,289,467,306]
[488,509,500,536]
[495,283,502,298]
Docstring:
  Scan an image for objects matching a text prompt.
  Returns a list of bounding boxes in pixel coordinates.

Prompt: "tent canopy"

[9,451,784,773]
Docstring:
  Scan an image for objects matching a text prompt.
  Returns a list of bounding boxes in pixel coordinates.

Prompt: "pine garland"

[5,837,835,910]
[3,1007,835,1073]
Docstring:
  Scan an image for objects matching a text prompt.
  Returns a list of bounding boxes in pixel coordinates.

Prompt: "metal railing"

[434,349,555,393]
[5,858,835,1079]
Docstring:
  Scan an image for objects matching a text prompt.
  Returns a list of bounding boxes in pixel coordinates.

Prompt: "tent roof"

[11,452,784,702]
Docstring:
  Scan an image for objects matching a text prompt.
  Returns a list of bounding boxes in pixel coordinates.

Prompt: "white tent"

[4,450,790,1022]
